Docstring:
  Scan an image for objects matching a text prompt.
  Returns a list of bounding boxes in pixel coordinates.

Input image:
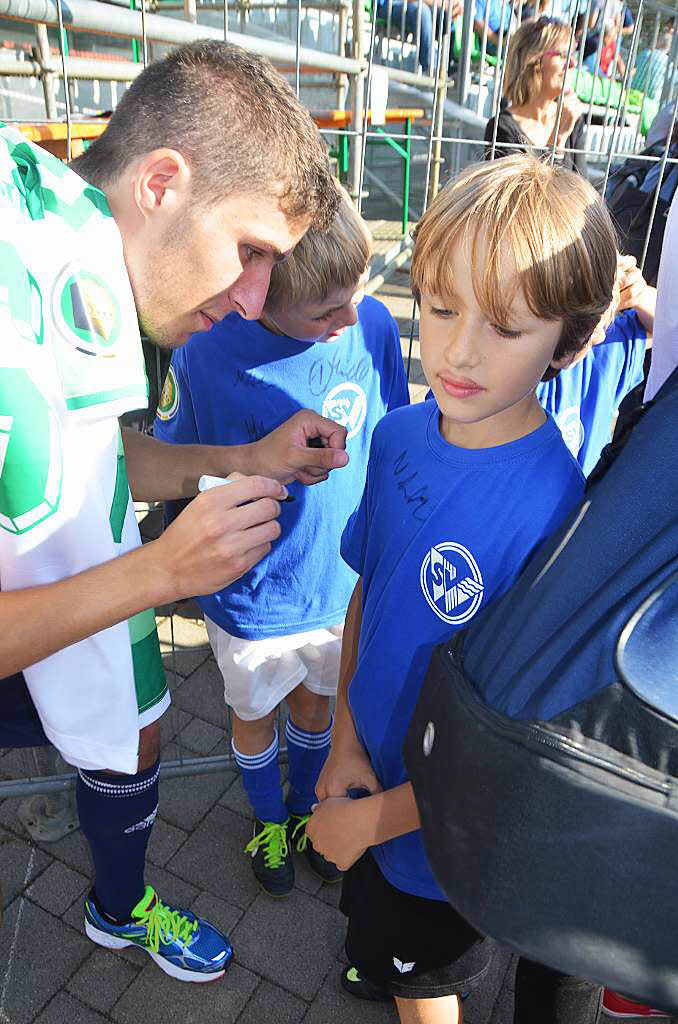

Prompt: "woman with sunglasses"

[485,16,588,178]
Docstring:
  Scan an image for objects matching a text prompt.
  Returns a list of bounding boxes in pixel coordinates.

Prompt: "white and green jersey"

[0,123,169,772]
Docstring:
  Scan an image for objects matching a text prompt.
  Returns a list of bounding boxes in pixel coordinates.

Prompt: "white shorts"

[205,617,343,722]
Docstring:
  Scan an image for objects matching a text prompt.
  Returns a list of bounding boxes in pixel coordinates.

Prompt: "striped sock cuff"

[77,765,159,797]
[285,715,333,751]
[231,729,279,771]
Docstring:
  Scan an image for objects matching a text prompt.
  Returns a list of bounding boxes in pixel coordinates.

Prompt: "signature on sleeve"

[393,450,429,522]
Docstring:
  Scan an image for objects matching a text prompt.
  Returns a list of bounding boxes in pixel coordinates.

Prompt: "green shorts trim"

[128,609,169,721]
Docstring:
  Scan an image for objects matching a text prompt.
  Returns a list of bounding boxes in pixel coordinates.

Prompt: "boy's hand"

[247,410,349,486]
[617,254,656,334]
[315,744,382,801]
[306,796,372,872]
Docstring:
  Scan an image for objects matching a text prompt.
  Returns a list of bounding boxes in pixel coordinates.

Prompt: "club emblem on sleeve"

[156,366,179,422]
[420,541,484,625]
[53,265,121,355]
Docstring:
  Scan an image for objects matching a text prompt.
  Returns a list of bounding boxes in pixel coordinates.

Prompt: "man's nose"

[228,263,273,321]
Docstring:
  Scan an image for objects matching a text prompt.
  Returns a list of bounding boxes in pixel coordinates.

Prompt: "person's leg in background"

[395,994,461,1023]
[514,957,602,1024]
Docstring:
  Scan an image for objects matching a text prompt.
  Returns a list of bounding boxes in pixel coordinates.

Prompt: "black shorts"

[0,672,49,748]
[340,850,497,999]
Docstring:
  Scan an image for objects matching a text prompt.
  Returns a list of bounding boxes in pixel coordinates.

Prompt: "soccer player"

[0,41,344,982]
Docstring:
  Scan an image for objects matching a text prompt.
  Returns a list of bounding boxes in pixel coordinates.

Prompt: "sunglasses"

[542,48,570,58]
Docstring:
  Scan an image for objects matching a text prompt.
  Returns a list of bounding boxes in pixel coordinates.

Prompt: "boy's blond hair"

[410,154,618,373]
[503,17,571,109]
[265,184,372,312]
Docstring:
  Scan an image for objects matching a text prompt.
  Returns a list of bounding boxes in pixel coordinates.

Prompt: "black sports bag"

[404,367,678,1012]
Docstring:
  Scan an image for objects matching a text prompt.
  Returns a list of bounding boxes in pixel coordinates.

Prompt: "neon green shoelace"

[133,894,198,953]
[290,815,310,853]
[245,820,289,868]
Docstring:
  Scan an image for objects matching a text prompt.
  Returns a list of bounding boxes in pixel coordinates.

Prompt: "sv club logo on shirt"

[420,542,484,625]
[322,381,367,439]
[555,405,585,457]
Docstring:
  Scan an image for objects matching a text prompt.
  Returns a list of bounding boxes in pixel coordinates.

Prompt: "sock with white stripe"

[76,759,159,922]
[232,730,287,824]
[285,715,333,816]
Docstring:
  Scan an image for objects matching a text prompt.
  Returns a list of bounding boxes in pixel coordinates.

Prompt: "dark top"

[484,104,589,179]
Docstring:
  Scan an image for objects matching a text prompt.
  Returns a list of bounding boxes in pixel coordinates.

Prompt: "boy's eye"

[492,323,522,339]
[312,310,334,322]
[430,306,457,319]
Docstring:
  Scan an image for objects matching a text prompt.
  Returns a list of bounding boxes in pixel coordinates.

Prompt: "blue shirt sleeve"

[385,314,410,413]
[599,309,647,404]
[341,430,379,576]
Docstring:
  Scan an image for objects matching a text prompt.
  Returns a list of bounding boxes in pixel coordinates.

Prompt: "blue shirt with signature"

[154,296,409,639]
[341,401,584,898]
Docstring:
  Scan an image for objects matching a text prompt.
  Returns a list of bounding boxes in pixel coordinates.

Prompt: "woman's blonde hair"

[265,183,372,311]
[410,153,618,370]
[503,16,571,107]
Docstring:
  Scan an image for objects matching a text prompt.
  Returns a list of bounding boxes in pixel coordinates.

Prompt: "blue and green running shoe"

[84,885,233,983]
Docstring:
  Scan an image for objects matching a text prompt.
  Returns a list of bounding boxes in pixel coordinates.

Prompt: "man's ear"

[132,148,191,218]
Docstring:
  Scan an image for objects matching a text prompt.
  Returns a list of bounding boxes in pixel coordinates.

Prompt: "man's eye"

[245,247,263,262]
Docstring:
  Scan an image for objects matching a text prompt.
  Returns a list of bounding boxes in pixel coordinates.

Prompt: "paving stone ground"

[0,280,637,1024]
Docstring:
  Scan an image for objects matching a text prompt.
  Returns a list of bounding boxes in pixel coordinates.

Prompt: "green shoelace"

[290,814,311,853]
[132,888,198,953]
[245,820,290,869]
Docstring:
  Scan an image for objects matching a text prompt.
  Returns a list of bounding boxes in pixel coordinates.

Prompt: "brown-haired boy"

[307,154,618,1024]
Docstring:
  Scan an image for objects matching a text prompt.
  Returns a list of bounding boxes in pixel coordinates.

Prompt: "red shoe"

[602,990,672,1018]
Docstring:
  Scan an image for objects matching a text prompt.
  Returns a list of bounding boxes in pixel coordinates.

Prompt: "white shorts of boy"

[205,617,343,722]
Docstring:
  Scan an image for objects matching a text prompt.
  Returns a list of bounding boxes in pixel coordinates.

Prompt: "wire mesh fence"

[0,0,676,820]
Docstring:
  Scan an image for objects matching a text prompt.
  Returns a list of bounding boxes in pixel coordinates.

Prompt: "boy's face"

[265,276,367,343]
[419,233,567,448]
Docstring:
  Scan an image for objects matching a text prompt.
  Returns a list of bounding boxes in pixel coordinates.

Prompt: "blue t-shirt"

[536,310,646,476]
[341,401,585,899]
[154,296,409,639]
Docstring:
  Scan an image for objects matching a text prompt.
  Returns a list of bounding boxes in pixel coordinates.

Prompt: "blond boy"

[307,155,618,1023]
[155,187,409,896]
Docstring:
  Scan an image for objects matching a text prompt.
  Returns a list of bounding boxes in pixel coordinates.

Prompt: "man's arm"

[0,474,286,677]
[315,579,382,799]
[122,409,349,501]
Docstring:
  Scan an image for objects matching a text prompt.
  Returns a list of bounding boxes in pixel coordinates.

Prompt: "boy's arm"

[122,409,349,502]
[306,784,421,872]
[315,578,382,800]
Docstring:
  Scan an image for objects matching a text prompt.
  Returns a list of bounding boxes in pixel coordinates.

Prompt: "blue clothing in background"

[475,0,511,49]
[341,401,585,900]
[155,296,409,640]
[536,309,646,475]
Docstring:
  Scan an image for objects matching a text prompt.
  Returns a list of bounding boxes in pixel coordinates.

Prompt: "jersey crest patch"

[53,265,121,355]
[322,381,367,439]
[555,405,585,457]
[156,366,180,422]
[420,541,484,625]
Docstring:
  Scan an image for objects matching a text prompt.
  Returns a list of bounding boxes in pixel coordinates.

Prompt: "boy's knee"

[286,684,330,730]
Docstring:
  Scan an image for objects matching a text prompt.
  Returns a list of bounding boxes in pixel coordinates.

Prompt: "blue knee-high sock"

[76,759,159,922]
[232,731,287,824]
[285,715,332,816]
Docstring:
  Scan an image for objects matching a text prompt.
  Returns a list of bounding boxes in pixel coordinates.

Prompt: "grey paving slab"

[158,704,192,747]
[317,879,343,910]
[34,991,111,1024]
[0,896,91,1024]
[302,964,399,1024]
[191,891,244,938]
[26,859,89,916]
[67,949,140,1015]
[236,979,308,1024]
[144,861,200,909]
[0,830,51,903]
[34,823,94,879]
[178,716,225,755]
[157,613,209,648]
[172,658,229,727]
[158,769,236,831]
[219,773,256,821]
[231,890,345,1001]
[111,961,259,1024]
[146,816,189,868]
[161,646,212,680]
[167,804,260,910]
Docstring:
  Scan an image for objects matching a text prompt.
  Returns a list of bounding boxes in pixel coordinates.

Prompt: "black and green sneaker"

[244,819,294,897]
[288,813,343,883]
[341,965,390,1001]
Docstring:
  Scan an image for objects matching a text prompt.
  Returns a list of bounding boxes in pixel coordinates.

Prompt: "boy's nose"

[445,321,478,367]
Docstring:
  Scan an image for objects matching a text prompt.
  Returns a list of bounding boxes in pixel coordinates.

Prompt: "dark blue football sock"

[285,715,332,815]
[232,731,287,824]
[76,758,159,922]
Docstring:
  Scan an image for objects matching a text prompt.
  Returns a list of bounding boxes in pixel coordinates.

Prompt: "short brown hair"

[410,154,618,370]
[503,17,571,108]
[265,184,372,311]
[72,41,338,230]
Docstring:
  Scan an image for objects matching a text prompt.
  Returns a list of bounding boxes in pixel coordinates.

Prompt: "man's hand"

[247,410,349,486]
[306,796,372,872]
[152,473,287,602]
[315,743,382,801]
